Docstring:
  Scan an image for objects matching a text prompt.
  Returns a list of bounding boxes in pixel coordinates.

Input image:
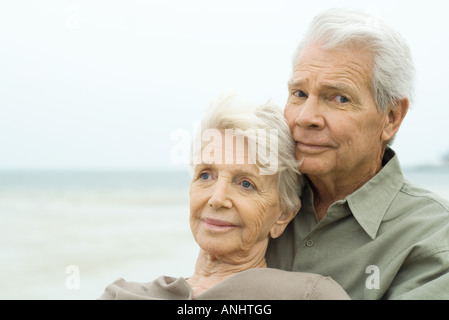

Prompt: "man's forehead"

[292,45,373,77]
[289,53,373,91]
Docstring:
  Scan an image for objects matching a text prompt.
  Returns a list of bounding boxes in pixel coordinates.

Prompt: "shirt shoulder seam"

[399,186,449,213]
[405,246,449,265]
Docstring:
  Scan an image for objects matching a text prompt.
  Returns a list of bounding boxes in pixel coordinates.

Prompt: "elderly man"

[266,8,449,299]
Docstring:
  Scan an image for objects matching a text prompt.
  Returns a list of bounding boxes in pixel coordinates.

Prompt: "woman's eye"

[334,95,349,103]
[200,172,211,180]
[293,90,307,98]
[241,180,255,190]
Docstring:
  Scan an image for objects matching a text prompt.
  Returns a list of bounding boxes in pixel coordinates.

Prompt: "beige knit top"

[98,268,350,300]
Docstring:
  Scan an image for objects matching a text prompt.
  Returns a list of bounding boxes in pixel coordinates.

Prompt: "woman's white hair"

[293,8,415,144]
[191,93,303,214]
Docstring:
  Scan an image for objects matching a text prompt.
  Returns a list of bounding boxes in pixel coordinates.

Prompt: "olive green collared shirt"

[266,148,449,300]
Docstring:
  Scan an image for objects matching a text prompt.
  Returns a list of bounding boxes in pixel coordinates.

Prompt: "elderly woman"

[99,94,350,300]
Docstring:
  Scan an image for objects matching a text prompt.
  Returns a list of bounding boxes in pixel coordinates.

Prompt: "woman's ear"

[269,201,301,239]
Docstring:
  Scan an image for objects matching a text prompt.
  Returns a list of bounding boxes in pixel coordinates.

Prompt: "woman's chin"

[197,239,237,258]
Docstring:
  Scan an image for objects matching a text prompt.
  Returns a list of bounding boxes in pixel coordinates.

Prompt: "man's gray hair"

[192,93,303,214]
[293,8,415,123]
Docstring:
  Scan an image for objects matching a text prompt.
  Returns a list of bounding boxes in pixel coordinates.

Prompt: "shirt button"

[306,239,314,247]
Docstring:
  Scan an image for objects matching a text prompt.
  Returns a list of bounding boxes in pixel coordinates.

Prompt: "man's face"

[284,45,389,181]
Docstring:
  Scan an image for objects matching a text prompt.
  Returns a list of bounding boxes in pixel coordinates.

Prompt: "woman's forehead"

[194,128,279,176]
[198,131,255,165]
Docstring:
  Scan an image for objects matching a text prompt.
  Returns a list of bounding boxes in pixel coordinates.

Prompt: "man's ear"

[382,98,409,142]
[269,201,301,239]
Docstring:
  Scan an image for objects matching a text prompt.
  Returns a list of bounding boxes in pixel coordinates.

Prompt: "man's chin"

[297,157,330,177]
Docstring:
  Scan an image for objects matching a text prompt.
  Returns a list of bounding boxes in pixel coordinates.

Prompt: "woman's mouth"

[202,218,238,232]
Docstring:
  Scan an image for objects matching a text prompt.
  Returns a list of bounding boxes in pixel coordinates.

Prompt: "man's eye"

[334,95,349,103]
[293,90,307,98]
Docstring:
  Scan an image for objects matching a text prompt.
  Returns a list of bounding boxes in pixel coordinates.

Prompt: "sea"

[1,166,449,300]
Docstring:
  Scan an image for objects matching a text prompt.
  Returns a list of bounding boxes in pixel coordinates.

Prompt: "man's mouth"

[296,141,330,154]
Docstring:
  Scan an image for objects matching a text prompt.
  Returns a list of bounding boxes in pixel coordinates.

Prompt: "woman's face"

[189,139,291,262]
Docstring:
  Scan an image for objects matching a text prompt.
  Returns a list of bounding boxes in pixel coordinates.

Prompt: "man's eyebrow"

[321,82,353,92]
[288,79,356,93]
[321,83,360,101]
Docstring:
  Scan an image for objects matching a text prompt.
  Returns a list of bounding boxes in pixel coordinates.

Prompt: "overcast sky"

[1,0,449,171]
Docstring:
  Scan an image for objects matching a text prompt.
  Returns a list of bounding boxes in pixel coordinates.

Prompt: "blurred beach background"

[1,166,449,300]
[1,0,449,299]
[0,169,196,299]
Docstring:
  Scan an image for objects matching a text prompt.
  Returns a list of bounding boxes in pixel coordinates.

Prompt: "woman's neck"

[186,246,267,298]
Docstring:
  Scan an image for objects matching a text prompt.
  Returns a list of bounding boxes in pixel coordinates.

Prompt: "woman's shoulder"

[97,268,350,300]
[97,275,192,300]
[198,268,350,300]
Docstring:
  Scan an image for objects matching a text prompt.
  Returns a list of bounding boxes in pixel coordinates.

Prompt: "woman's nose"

[208,179,233,209]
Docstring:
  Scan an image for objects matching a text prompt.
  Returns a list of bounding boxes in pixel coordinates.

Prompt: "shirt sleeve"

[385,250,449,300]
[307,276,351,300]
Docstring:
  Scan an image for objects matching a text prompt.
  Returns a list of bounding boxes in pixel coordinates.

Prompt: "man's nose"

[295,96,325,129]
[208,178,233,209]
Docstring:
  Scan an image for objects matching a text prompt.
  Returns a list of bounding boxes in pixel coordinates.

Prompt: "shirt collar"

[345,147,405,239]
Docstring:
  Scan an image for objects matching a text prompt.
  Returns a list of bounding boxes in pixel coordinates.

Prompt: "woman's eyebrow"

[195,163,263,181]
[193,163,212,173]
[230,168,262,181]
[287,79,305,89]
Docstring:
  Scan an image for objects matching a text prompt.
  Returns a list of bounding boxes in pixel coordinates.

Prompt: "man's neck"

[309,161,383,221]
